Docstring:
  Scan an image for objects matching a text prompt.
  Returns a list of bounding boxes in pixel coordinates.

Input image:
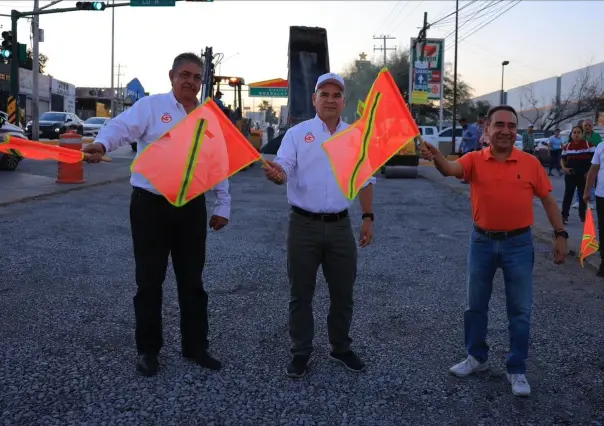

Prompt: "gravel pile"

[1,167,604,425]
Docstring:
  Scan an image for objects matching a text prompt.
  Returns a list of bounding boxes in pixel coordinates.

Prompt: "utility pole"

[115,64,125,115]
[32,0,40,140]
[373,34,396,66]
[110,0,115,117]
[9,10,19,127]
[410,12,429,121]
[451,0,459,155]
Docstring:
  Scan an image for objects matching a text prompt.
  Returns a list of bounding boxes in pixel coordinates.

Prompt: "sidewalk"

[0,145,134,206]
[418,166,601,270]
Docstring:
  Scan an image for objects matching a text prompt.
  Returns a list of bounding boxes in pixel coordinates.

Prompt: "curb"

[418,170,600,271]
[0,175,130,207]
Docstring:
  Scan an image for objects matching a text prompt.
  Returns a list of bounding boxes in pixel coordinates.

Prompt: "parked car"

[25,111,84,140]
[83,116,110,138]
[0,115,28,171]
[419,125,439,145]
[436,126,464,152]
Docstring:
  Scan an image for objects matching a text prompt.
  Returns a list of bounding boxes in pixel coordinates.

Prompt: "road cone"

[56,130,85,184]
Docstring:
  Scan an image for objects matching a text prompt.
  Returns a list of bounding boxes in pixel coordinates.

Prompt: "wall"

[505,76,558,112]
[559,62,604,101]
[19,68,51,100]
[473,90,501,106]
[51,78,76,113]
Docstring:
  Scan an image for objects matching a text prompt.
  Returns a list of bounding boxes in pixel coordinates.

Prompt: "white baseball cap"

[315,72,345,92]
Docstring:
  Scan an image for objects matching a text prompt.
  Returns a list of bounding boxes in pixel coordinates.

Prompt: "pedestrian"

[262,72,375,378]
[584,142,604,277]
[83,52,230,377]
[459,117,480,184]
[420,105,568,397]
[522,125,535,154]
[547,128,564,176]
[561,126,596,225]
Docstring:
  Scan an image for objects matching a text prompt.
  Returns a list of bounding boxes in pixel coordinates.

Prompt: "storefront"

[19,67,51,122]
[0,63,13,113]
[50,78,76,114]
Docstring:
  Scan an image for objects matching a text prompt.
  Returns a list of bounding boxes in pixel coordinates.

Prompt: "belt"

[474,225,531,240]
[292,206,348,222]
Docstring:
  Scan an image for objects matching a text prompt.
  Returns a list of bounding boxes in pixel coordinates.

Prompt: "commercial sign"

[19,68,51,99]
[409,37,444,103]
[248,78,288,98]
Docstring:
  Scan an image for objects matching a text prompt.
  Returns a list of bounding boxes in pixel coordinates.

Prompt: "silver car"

[0,116,28,171]
[83,116,111,138]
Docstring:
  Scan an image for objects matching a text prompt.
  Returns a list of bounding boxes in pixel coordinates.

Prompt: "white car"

[83,116,111,138]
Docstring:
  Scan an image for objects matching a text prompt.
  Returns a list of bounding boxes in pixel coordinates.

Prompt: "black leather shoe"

[285,355,309,378]
[136,354,159,377]
[184,350,222,371]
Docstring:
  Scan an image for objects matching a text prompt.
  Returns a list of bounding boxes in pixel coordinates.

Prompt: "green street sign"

[130,0,175,6]
[249,87,288,98]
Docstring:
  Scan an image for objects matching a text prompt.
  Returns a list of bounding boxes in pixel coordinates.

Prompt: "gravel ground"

[1,165,604,425]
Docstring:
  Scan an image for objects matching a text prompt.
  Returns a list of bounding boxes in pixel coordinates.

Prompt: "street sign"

[130,0,175,6]
[409,37,445,102]
[249,87,288,98]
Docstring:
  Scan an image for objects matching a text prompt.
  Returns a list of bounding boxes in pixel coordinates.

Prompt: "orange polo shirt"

[456,147,552,231]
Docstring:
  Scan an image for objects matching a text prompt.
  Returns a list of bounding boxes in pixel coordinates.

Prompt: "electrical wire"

[429,0,478,27]
[374,1,405,36]
[445,0,522,51]
[389,0,425,35]
[442,0,503,40]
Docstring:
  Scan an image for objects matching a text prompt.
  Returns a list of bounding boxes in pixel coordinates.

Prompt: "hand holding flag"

[263,160,286,185]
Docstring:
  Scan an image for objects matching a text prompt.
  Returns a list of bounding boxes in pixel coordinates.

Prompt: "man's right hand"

[420,141,440,161]
[82,142,106,163]
[263,160,286,185]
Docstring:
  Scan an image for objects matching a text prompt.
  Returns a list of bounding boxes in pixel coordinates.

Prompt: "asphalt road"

[1,167,604,425]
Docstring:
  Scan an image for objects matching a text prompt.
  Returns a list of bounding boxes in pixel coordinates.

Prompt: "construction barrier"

[56,131,85,184]
[7,96,17,125]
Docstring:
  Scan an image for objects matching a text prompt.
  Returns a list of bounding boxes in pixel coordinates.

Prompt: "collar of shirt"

[169,90,200,110]
[313,114,346,134]
[481,146,519,162]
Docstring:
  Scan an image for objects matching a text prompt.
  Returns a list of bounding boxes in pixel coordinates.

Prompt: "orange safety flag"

[322,67,420,199]
[0,135,84,163]
[580,208,599,267]
[131,98,261,207]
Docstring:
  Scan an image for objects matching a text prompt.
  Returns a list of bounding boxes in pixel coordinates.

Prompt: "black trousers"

[549,149,562,173]
[130,187,209,356]
[596,196,604,257]
[561,172,587,220]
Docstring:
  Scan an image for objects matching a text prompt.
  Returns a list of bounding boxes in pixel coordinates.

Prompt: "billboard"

[409,37,444,104]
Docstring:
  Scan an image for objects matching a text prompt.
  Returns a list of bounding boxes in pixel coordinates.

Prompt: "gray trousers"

[287,211,358,356]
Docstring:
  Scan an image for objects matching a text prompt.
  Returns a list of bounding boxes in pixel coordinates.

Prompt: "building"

[0,63,76,123]
[472,61,604,130]
[76,78,147,119]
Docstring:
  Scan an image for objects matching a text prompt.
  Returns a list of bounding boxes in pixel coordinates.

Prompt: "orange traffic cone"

[56,130,86,184]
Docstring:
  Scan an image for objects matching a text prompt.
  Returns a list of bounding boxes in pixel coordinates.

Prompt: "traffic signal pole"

[9,10,19,126]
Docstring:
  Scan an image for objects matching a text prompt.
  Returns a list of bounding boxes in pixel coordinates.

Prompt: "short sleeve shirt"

[591,143,604,197]
[455,147,552,231]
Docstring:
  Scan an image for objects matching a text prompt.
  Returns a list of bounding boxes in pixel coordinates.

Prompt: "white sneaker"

[449,355,488,377]
[573,201,579,209]
[507,373,531,397]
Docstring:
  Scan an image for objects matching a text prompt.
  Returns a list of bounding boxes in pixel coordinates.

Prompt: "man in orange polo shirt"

[420,105,568,397]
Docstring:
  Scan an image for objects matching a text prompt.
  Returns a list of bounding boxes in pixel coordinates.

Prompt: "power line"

[429,0,477,27]
[389,0,424,35]
[446,0,522,51]
[442,0,503,40]
[373,34,396,66]
[374,1,403,35]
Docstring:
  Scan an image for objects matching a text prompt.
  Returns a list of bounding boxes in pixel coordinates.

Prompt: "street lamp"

[501,60,509,104]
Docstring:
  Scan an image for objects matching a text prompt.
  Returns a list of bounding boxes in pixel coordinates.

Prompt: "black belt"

[292,206,348,222]
[474,225,531,240]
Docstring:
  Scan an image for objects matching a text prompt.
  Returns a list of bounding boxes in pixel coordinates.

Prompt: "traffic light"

[1,31,12,60]
[76,1,106,10]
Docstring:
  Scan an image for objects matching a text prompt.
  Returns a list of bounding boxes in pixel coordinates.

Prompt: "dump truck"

[261,26,329,154]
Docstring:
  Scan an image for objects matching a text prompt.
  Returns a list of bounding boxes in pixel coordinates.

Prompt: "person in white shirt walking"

[584,141,604,277]
[263,73,375,378]
[83,53,230,377]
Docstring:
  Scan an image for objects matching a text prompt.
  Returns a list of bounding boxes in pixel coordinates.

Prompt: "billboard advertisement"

[409,37,445,103]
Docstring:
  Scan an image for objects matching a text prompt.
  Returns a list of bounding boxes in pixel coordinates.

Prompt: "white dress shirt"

[95,91,231,219]
[274,115,376,214]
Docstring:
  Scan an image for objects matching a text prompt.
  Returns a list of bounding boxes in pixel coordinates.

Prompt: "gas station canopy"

[248,78,288,98]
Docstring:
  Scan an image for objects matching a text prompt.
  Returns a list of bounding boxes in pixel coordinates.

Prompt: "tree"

[340,51,484,125]
[518,65,604,130]
[257,100,278,125]
[22,49,48,74]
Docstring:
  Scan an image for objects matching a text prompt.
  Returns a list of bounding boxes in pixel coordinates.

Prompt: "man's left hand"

[553,237,567,264]
[360,220,374,247]
[209,215,229,231]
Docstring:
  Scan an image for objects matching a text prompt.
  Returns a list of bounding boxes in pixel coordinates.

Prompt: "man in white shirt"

[583,141,604,277]
[83,53,230,377]
[263,73,375,378]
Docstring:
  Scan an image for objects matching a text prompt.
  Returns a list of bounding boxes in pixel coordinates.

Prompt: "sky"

[0,0,602,112]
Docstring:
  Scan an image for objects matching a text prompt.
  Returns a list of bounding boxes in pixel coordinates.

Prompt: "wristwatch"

[362,213,374,222]
[553,229,569,239]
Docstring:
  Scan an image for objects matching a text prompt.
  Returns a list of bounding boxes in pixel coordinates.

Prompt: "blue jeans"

[465,229,534,374]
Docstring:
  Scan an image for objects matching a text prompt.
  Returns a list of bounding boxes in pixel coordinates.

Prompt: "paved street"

[1,167,604,425]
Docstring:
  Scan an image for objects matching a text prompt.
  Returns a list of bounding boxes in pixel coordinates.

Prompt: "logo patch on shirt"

[304,132,315,143]
[161,113,172,123]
